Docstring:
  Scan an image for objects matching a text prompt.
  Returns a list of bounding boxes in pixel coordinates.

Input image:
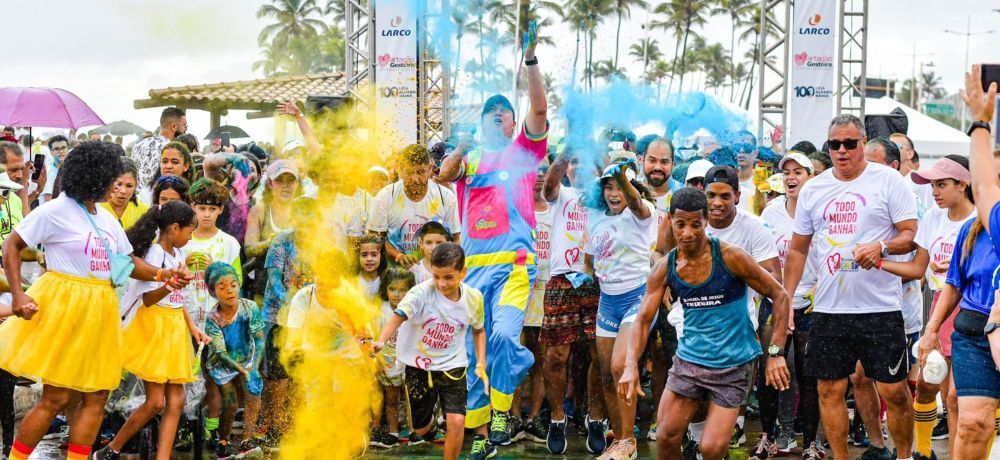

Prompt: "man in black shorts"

[783,115,918,460]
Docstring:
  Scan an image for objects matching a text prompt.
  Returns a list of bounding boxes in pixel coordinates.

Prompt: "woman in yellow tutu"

[0,141,190,460]
[95,200,210,460]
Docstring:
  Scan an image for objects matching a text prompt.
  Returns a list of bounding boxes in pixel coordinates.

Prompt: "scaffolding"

[344,0,375,110]
[419,1,450,145]
[836,0,868,117]
[756,0,790,150]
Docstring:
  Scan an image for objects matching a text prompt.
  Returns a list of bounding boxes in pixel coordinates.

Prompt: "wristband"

[524,56,538,66]
[875,260,883,270]
[155,269,163,282]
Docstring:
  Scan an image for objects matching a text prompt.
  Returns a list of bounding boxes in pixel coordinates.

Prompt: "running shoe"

[546,419,568,454]
[369,428,399,448]
[856,445,894,460]
[749,433,777,460]
[647,422,658,441]
[681,435,701,460]
[92,446,120,460]
[849,418,869,447]
[729,425,746,448]
[793,417,804,436]
[913,451,937,460]
[586,415,608,453]
[216,441,238,460]
[522,415,547,443]
[432,428,447,444]
[468,434,497,460]
[801,442,826,459]
[931,415,949,440]
[776,425,798,453]
[489,410,512,446]
[401,428,437,446]
[174,425,195,452]
[236,438,264,459]
[508,414,524,442]
[596,437,638,460]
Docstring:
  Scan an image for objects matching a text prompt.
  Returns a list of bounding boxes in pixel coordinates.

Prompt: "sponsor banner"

[789,0,837,147]
[374,0,418,153]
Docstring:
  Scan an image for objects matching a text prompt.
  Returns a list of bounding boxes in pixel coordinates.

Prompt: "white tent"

[865,96,969,161]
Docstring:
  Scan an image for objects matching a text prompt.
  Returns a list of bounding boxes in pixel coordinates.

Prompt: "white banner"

[789,0,837,148]
[374,0,418,154]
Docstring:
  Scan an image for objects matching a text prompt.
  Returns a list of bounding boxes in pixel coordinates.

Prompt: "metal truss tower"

[836,0,868,117]
[419,1,451,146]
[345,0,375,110]
[756,0,790,150]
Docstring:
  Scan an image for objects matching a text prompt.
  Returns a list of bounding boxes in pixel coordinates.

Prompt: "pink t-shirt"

[456,127,548,229]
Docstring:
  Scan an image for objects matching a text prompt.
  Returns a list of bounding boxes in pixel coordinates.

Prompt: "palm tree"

[589,59,627,84]
[629,38,662,72]
[449,4,469,92]
[920,71,946,99]
[324,0,347,26]
[712,0,754,91]
[566,0,613,91]
[610,0,649,68]
[672,0,711,91]
[699,42,730,94]
[256,0,326,49]
[736,7,778,106]
[464,0,501,101]
[650,59,672,100]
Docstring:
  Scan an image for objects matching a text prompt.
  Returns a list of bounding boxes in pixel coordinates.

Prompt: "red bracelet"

[875,260,883,270]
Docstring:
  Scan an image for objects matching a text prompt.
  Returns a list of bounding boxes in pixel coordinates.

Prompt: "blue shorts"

[951,330,1000,399]
[596,283,647,338]
[905,332,920,366]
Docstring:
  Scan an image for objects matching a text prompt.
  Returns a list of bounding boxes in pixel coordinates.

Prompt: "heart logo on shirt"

[826,253,841,275]
[565,248,581,267]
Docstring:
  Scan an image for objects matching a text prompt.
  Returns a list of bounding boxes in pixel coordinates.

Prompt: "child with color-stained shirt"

[368,267,417,449]
[203,262,265,460]
[409,221,453,284]
[373,243,487,460]
[183,179,243,330]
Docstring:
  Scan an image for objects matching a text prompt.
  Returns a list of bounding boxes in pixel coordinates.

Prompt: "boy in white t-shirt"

[183,179,243,330]
[409,221,453,284]
[373,243,487,460]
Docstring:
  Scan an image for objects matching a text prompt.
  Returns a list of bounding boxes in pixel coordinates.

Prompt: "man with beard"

[642,137,675,222]
[130,107,186,204]
[437,24,548,459]
[368,144,461,267]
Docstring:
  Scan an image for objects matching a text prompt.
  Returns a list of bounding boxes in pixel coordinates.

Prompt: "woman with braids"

[95,201,210,460]
[100,158,148,229]
[0,142,191,460]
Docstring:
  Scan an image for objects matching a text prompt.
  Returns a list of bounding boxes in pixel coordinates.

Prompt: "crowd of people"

[0,40,998,460]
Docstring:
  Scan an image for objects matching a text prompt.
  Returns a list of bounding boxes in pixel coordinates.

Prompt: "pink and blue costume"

[457,126,547,428]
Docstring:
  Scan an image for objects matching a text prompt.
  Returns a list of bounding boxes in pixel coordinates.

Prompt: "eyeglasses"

[826,139,861,151]
[734,143,755,153]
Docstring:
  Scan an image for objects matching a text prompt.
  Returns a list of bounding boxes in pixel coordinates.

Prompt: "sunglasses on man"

[826,138,861,151]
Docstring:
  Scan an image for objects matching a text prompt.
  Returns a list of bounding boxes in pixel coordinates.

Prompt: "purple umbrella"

[0,87,105,129]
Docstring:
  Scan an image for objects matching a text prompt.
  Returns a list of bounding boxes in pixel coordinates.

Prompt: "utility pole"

[944,16,995,130]
[901,43,933,107]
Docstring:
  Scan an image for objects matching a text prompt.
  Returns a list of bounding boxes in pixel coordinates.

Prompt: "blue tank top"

[667,238,761,368]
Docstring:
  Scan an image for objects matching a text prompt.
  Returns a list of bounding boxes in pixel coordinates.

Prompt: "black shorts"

[805,311,908,383]
[404,366,468,429]
[263,324,290,380]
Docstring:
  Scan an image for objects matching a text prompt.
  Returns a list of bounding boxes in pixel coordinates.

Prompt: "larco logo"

[383,15,412,36]
[799,13,830,35]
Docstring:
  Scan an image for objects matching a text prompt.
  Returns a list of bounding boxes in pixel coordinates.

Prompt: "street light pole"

[944,15,996,130]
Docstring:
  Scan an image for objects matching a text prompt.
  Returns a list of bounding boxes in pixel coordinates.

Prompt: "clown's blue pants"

[464,251,537,428]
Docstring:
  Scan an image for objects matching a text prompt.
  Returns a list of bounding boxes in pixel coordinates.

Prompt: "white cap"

[685,159,714,182]
[778,151,814,172]
[0,172,23,191]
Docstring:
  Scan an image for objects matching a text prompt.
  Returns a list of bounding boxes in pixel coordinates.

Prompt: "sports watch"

[879,241,889,258]
[967,120,991,137]
[767,344,784,357]
[985,322,1000,336]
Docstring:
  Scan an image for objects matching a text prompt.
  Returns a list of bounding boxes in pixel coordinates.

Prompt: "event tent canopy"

[865,96,969,160]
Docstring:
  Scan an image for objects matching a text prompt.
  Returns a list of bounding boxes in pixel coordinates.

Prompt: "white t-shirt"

[739,178,755,212]
[395,281,485,372]
[546,186,589,276]
[367,181,460,255]
[585,201,657,295]
[761,196,819,309]
[410,260,432,284]
[534,206,553,283]
[915,206,976,291]
[707,208,778,327]
[358,274,381,299]
[135,244,187,308]
[182,230,242,328]
[17,195,133,279]
[793,162,919,314]
[323,189,371,251]
[906,172,935,221]
[654,192,671,228]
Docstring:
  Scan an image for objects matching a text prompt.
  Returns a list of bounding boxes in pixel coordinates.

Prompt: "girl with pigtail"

[95,201,211,460]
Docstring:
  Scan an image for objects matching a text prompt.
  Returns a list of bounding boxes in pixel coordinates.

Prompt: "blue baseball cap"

[481,94,515,117]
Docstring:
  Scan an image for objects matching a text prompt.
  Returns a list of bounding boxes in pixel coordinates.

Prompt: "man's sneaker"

[206,428,221,450]
[776,426,798,453]
[508,415,525,442]
[597,438,639,460]
[546,419,568,454]
[522,415,547,443]
[749,433,778,460]
[931,415,949,439]
[216,441,238,460]
[468,435,497,460]
[586,415,608,453]
[92,446,120,460]
[647,422,658,441]
[236,439,264,459]
[801,442,826,459]
[856,445,894,460]
[913,451,938,460]
[369,428,399,448]
[174,426,195,452]
[402,428,437,446]
[681,434,701,460]
[489,410,512,446]
[849,419,869,447]
[729,425,746,448]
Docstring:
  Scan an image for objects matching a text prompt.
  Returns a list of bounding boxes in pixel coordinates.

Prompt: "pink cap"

[910,158,971,185]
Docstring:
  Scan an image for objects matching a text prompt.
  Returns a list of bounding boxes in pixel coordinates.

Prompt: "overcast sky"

[3,0,998,141]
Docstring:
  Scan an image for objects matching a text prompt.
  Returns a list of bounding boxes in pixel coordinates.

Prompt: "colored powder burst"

[273,91,393,459]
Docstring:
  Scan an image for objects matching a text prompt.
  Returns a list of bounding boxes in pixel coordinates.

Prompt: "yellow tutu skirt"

[0,272,122,392]
[123,304,197,384]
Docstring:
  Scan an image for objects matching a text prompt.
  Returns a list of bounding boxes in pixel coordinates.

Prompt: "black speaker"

[865,108,908,139]
[304,95,350,115]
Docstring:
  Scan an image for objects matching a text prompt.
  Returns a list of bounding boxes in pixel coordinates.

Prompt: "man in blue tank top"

[618,187,792,460]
